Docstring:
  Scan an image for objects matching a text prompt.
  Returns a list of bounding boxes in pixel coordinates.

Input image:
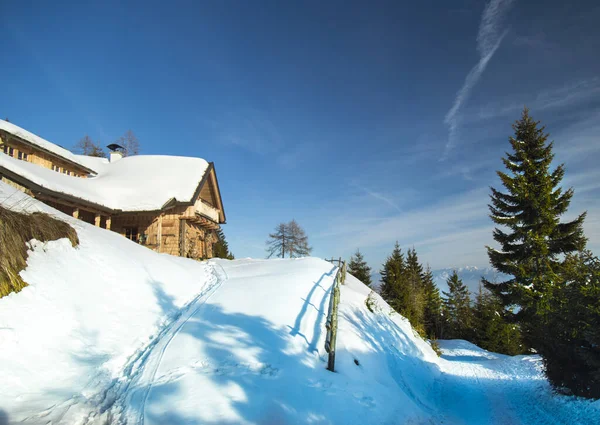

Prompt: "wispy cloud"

[443,0,516,158]
[473,78,600,121]
[315,187,493,268]
[352,183,403,213]
[553,108,600,161]
[210,108,283,155]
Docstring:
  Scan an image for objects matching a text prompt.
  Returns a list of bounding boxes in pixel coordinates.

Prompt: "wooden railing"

[324,258,346,372]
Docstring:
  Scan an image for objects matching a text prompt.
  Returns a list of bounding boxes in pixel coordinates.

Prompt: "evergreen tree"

[213,228,234,260]
[485,108,587,344]
[473,283,524,355]
[348,249,372,286]
[379,242,405,307]
[443,271,472,340]
[404,248,425,332]
[538,251,600,398]
[422,265,443,339]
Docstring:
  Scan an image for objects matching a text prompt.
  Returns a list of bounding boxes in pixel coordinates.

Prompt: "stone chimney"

[106,143,125,163]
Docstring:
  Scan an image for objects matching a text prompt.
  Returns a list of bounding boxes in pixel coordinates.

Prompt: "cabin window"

[52,165,59,172]
[17,151,28,161]
[125,227,139,243]
[4,146,14,157]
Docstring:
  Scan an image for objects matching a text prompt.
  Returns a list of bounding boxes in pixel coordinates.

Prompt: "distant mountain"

[366,266,507,299]
[432,266,508,298]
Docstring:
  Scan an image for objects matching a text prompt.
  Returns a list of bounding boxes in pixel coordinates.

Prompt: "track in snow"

[434,341,597,425]
[83,261,229,425]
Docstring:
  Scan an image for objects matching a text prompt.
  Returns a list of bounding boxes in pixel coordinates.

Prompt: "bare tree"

[266,220,312,258]
[115,130,140,157]
[287,219,312,257]
[266,223,288,258]
[73,135,106,157]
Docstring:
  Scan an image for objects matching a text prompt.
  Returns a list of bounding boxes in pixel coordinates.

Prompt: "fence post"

[325,263,343,372]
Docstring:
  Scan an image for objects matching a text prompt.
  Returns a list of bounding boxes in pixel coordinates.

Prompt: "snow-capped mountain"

[432,266,509,297]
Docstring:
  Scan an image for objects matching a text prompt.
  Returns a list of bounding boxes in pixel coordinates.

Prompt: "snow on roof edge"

[0,119,98,174]
[0,153,212,212]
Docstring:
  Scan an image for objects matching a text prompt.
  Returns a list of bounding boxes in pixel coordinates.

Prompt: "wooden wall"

[0,132,90,177]
[109,207,217,259]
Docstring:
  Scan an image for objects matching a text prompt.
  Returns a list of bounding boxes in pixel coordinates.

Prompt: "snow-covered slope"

[0,182,218,423]
[0,181,598,424]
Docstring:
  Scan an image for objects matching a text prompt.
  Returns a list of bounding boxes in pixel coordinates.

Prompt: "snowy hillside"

[0,180,599,424]
[433,266,508,296]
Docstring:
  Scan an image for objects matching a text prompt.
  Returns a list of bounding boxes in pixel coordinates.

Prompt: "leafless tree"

[287,219,312,257]
[266,223,288,258]
[73,135,106,157]
[115,130,140,157]
[266,220,312,258]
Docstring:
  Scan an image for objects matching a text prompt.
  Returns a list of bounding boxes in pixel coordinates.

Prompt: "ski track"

[20,260,599,425]
[434,345,596,425]
[80,261,229,425]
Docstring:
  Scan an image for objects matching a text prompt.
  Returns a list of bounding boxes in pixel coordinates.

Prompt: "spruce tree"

[473,283,524,355]
[348,249,372,286]
[485,108,587,343]
[379,242,405,307]
[422,265,443,339]
[404,248,425,333]
[213,228,234,260]
[540,251,600,398]
[443,271,472,340]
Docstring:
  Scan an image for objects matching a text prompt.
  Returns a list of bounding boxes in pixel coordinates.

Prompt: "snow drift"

[0,180,598,425]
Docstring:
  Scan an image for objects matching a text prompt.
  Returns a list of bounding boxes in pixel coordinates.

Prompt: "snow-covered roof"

[0,152,211,212]
[0,119,97,174]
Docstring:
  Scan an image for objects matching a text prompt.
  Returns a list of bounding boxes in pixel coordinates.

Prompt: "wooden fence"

[324,258,346,372]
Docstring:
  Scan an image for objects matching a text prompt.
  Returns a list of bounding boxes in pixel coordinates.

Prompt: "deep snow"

[0,180,599,425]
[0,152,210,211]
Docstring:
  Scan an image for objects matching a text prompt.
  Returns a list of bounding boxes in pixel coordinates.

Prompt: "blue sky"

[2,0,600,270]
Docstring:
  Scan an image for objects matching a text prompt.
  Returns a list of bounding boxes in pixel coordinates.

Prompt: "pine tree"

[485,109,587,342]
[379,242,405,307]
[213,228,234,260]
[422,265,443,339]
[348,249,372,286]
[443,271,472,340]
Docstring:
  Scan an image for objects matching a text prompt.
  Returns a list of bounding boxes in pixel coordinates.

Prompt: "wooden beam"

[179,219,186,257]
[157,214,162,253]
[106,216,112,230]
[94,213,101,227]
[73,208,80,219]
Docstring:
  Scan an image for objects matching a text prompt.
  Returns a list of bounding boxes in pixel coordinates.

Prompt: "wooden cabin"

[0,119,226,260]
